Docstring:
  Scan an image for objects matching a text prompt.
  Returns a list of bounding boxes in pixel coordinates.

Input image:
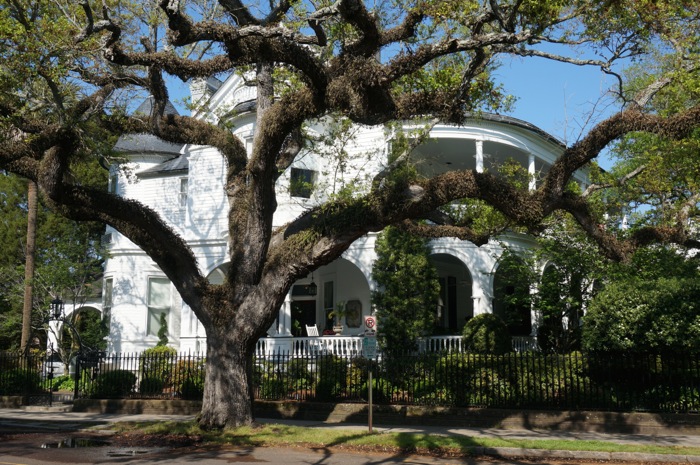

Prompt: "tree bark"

[198,326,257,429]
[20,180,38,353]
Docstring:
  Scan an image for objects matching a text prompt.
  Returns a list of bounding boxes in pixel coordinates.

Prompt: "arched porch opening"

[429,253,473,335]
[493,254,533,336]
[289,257,371,337]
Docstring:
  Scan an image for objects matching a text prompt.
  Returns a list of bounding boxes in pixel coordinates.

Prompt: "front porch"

[255,335,538,358]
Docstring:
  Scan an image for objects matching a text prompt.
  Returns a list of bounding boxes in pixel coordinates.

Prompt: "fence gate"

[24,351,53,407]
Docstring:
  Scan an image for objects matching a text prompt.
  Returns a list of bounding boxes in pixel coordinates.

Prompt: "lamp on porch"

[307,273,317,296]
[50,298,64,320]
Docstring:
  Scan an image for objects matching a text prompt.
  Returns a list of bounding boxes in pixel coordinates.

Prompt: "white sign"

[362,336,377,359]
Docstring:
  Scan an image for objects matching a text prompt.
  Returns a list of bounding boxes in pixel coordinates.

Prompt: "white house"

[98,73,588,355]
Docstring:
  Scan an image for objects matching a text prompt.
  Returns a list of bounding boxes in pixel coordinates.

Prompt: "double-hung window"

[290,168,316,199]
[147,277,171,337]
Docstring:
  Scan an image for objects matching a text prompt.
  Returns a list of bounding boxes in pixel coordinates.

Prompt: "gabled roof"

[137,155,189,177]
[113,97,185,156]
[134,96,180,117]
[113,133,184,155]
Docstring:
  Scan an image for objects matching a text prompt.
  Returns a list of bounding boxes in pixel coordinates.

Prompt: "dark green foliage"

[580,246,700,352]
[172,358,206,400]
[314,355,347,401]
[61,308,109,354]
[180,377,204,400]
[531,217,606,353]
[157,313,169,346]
[287,358,312,392]
[0,368,42,395]
[139,376,165,396]
[49,374,74,392]
[372,226,440,358]
[462,313,512,355]
[140,345,176,390]
[492,251,533,337]
[583,277,700,352]
[0,170,107,351]
[89,370,136,398]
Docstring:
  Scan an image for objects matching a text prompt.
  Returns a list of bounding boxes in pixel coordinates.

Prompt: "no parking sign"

[364,315,376,334]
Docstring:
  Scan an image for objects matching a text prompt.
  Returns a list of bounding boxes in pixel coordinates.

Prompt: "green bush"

[314,355,347,401]
[582,278,700,352]
[90,370,136,398]
[140,346,177,389]
[286,358,312,392]
[50,374,74,392]
[180,377,204,400]
[462,314,512,355]
[360,376,393,403]
[139,376,165,396]
[169,358,206,400]
[259,375,287,399]
[0,368,42,395]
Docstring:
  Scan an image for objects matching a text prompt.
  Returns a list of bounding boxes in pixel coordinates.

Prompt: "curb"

[472,447,700,463]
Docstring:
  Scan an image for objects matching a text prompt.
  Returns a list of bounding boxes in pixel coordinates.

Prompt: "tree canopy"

[0,172,105,351]
[1,0,699,429]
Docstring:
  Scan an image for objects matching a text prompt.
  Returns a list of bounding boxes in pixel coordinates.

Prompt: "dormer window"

[290,168,316,199]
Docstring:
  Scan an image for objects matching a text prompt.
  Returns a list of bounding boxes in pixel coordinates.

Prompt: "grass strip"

[108,421,700,457]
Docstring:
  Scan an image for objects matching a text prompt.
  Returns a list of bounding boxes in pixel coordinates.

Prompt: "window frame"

[146,277,171,338]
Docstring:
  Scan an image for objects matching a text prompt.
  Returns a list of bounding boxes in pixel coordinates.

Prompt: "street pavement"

[2,407,700,463]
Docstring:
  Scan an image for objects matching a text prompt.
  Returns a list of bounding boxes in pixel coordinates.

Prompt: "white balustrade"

[255,334,538,358]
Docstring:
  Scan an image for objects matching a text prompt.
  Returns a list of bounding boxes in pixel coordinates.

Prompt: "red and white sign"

[364,315,376,334]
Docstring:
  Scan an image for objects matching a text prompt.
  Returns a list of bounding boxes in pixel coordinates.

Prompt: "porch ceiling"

[411,138,550,178]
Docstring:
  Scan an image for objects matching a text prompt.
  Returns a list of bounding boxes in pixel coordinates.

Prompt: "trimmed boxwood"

[90,370,136,398]
[462,313,512,355]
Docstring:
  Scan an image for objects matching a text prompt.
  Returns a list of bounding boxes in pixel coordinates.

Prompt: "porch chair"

[305,324,319,337]
[304,324,323,356]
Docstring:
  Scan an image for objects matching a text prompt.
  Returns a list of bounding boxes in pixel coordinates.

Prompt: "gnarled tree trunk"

[199,331,256,429]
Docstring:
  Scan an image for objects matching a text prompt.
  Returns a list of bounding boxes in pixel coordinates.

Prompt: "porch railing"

[255,336,363,358]
[255,334,538,357]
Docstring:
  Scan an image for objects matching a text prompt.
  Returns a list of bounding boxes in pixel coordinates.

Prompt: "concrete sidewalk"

[2,408,700,463]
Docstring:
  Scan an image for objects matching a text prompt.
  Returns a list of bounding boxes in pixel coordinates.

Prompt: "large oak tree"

[1,0,699,428]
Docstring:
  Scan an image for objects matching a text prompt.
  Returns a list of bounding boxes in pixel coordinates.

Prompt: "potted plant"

[327,301,347,335]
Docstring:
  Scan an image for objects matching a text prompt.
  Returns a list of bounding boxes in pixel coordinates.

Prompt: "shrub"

[462,313,512,355]
[582,278,700,352]
[0,368,42,395]
[140,346,177,390]
[345,357,378,400]
[287,358,312,392]
[139,376,165,396]
[90,370,136,398]
[259,376,286,399]
[169,358,206,400]
[314,355,347,401]
[180,377,204,400]
[51,374,74,392]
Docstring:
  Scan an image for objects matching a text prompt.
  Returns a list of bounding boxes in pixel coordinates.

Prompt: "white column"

[471,271,493,316]
[277,293,293,336]
[528,153,536,191]
[475,139,484,172]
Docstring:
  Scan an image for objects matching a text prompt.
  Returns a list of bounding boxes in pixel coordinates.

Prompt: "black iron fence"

[2,350,699,413]
[0,350,52,405]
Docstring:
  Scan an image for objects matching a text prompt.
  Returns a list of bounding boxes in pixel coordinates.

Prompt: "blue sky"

[496,55,621,169]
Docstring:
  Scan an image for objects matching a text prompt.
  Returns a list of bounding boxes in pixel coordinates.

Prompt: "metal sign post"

[368,368,373,433]
[362,315,378,434]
